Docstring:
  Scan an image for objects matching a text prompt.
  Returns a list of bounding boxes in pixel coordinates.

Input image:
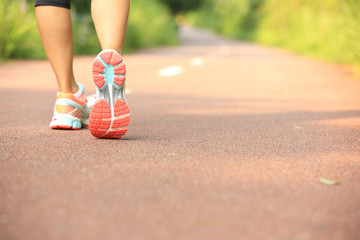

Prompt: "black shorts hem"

[35,0,71,9]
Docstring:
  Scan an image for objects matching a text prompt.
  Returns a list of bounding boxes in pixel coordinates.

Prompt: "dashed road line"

[189,57,204,66]
[158,66,183,77]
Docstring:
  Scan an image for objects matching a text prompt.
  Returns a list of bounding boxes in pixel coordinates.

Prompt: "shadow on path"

[1,89,359,160]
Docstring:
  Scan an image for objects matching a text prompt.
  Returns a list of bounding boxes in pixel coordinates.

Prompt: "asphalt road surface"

[1,27,360,240]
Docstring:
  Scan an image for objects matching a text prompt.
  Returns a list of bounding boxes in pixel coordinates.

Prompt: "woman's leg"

[35,6,78,93]
[36,4,89,130]
[91,0,130,54]
[89,0,130,138]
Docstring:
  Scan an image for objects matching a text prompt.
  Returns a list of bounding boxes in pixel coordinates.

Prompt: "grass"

[0,0,45,59]
[0,0,178,60]
[186,0,264,40]
[187,0,360,75]
[257,0,360,74]
[124,0,179,53]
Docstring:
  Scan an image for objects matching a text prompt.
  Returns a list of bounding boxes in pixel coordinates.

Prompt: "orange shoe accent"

[112,99,130,129]
[99,51,123,66]
[113,76,125,86]
[55,105,75,114]
[99,51,113,64]
[114,99,129,116]
[50,83,90,130]
[71,109,82,118]
[114,63,126,74]
[110,54,123,66]
[102,128,128,139]
[93,58,106,88]
[93,75,105,88]
[93,59,105,74]
[89,99,129,138]
[111,116,130,129]
[89,100,112,137]
[89,49,129,139]
[57,92,86,105]
[50,125,73,130]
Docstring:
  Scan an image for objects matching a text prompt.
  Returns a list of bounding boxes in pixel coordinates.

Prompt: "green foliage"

[124,0,179,52]
[0,0,178,60]
[71,0,91,14]
[73,0,179,55]
[158,0,202,14]
[187,0,264,40]
[0,0,46,59]
[257,0,360,73]
[72,12,101,55]
[188,0,360,74]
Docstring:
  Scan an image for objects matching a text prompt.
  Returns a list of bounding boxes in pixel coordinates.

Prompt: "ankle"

[58,82,79,94]
[102,47,122,55]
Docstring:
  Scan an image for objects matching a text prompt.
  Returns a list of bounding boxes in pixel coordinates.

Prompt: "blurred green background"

[0,0,359,74]
[187,0,360,74]
[0,0,180,59]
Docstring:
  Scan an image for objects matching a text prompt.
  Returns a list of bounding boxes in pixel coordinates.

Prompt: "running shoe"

[89,49,130,138]
[50,83,90,130]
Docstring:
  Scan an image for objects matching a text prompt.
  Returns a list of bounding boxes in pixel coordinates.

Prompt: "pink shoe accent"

[99,51,113,64]
[93,59,106,88]
[89,50,129,139]
[93,75,105,88]
[110,54,123,66]
[93,59,105,74]
[50,125,80,130]
[89,99,129,138]
[89,100,112,137]
[113,76,125,87]
[114,63,126,74]
[99,50,123,66]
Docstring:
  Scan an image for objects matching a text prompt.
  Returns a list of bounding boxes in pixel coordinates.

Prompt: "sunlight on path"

[158,66,183,77]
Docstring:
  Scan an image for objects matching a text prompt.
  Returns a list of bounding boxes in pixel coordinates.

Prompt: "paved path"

[1,27,360,240]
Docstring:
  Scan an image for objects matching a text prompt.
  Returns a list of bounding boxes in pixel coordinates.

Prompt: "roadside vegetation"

[187,0,360,74]
[2,0,359,75]
[0,0,178,60]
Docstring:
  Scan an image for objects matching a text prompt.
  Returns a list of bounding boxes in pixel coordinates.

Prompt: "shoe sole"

[89,49,130,138]
[50,107,89,130]
[50,118,82,130]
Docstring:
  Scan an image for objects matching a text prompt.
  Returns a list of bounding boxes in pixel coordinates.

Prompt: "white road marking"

[189,57,204,66]
[218,45,230,56]
[205,45,231,59]
[158,66,183,77]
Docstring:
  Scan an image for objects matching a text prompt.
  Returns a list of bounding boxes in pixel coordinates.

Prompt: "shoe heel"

[93,50,126,90]
[89,49,129,139]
